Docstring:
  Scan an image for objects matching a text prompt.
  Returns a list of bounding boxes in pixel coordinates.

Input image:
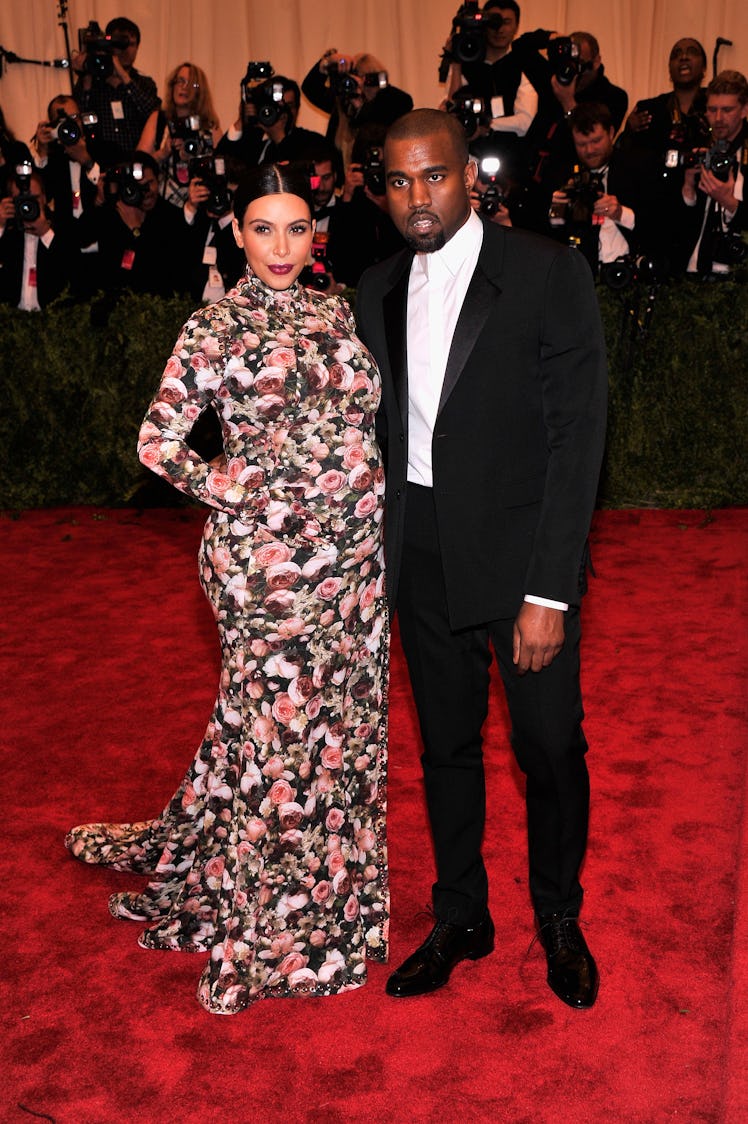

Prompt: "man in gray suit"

[355,109,607,1008]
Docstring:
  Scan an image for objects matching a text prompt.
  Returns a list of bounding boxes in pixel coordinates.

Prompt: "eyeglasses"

[172,77,200,89]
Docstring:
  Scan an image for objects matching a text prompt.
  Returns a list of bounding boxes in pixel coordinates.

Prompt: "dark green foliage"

[0,283,745,510]
[597,280,747,508]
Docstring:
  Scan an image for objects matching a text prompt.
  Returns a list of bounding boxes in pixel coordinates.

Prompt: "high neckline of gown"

[238,268,314,312]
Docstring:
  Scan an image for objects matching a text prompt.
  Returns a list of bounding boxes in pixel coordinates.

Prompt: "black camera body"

[550,166,604,226]
[49,109,98,148]
[447,90,491,136]
[105,161,147,207]
[452,2,489,66]
[547,37,584,86]
[663,114,712,171]
[476,155,506,216]
[242,79,290,129]
[300,236,333,292]
[363,146,386,196]
[13,160,41,224]
[700,139,735,182]
[602,254,666,291]
[169,115,208,159]
[189,154,232,216]
[327,60,359,100]
[78,21,129,80]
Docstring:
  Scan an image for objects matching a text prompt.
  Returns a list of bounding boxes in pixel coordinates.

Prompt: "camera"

[327,60,359,100]
[663,115,711,171]
[242,79,290,129]
[77,21,129,80]
[13,160,41,224]
[476,155,506,216]
[363,146,386,196]
[446,89,491,135]
[49,110,98,148]
[104,161,148,207]
[168,115,206,159]
[300,235,333,292]
[601,254,666,291]
[712,230,746,266]
[362,70,388,91]
[549,166,604,227]
[240,61,275,107]
[189,154,232,216]
[700,139,734,182]
[547,37,584,87]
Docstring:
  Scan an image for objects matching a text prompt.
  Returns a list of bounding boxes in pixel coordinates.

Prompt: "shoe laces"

[537,913,586,956]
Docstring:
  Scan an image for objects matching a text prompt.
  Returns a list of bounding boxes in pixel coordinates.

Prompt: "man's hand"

[593,193,622,222]
[626,104,652,133]
[512,602,565,674]
[0,196,16,226]
[342,162,364,202]
[108,52,131,87]
[698,166,738,212]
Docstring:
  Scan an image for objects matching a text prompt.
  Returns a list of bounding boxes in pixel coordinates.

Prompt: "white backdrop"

[1,1,745,150]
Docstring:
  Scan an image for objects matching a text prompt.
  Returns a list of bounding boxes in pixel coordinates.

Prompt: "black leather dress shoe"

[386,913,495,997]
[536,912,599,1009]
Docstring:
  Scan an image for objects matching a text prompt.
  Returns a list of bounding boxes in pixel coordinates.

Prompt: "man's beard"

[402,228,446,253]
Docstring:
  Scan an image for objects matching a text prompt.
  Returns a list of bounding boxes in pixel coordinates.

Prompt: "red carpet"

[2,506,746,1123]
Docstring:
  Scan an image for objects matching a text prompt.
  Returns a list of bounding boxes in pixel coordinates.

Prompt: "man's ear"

[465,159,478,193]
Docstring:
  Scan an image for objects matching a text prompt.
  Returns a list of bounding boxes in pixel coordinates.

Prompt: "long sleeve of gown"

[137,305,267,517]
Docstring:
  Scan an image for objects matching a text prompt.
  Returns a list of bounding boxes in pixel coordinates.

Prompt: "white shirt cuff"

[524,594,569,611]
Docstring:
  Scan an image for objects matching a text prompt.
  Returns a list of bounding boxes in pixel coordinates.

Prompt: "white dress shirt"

[406,208,567,611]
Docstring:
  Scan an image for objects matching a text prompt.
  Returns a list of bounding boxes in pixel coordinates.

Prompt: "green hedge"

[1,281,746,510]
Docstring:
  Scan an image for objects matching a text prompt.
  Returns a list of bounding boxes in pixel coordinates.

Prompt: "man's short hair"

[571,31,600,60]
[385,109,469,164]
[105,17,141,46]
[483,0,520,23]
[568,102,613,135]
[707,69,748,106]
[47,94,77,121]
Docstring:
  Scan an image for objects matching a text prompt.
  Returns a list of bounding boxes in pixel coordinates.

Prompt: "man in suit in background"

[356,109,607,1009]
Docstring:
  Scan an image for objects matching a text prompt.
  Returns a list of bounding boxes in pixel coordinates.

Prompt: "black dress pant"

[396,484,590,925]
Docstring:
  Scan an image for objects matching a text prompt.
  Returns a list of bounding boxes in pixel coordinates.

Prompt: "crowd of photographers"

[0,4,745,312]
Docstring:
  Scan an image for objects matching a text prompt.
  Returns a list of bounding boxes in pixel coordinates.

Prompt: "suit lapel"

[383,259,411,417]
[437,228,504,416]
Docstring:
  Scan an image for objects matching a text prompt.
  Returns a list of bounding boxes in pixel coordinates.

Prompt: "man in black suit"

[355,109,607,1009]
[0,167,75,309]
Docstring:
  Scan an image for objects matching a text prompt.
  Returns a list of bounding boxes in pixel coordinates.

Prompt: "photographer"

[32,94,101,294]
[302,50,412,161]
[181,157,244,303]
[680,70,747,276]
[72,17,159,163]
[216,74,324,179]
[546,32,628,132]
[0,164,75,310]
[93,151,188,297]
[444,2,543,177]
[546,103,659,273]
[138,62,221,209]
[327,125,405,285]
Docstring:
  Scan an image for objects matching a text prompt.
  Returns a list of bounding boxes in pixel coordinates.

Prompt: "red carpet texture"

[1,506,746,1123]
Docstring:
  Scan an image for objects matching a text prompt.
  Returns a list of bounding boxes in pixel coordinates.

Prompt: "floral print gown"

[65,272,389,1015]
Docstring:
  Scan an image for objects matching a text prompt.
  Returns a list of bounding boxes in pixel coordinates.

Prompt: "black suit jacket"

[0,224,76,308]
[356,220,608,629]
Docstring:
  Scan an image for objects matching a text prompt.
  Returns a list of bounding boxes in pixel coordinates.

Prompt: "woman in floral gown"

[65,163,389,1015]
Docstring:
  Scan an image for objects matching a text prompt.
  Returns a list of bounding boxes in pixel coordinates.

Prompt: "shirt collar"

[414,208,483,279]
